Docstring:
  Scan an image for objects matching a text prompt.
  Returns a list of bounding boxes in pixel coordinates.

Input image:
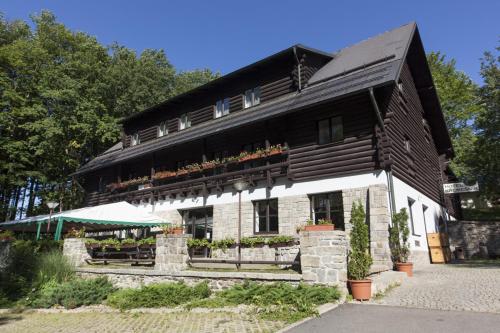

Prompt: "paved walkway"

[286,303,500,333]
[0,311,285,333]
[371,262,500,313]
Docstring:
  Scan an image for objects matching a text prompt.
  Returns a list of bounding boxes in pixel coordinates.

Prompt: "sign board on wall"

[443,182,479,194]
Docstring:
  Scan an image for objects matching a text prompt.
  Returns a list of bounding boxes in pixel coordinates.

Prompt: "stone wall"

[299,230,348,286]
[448,220,500,259]
[152,209,182,226]
[211,243,300,263]
[63,238,91,267]
[0,241,11,270]
[76,267,301,290]
[342,185,392,272]
[155,234,190,272]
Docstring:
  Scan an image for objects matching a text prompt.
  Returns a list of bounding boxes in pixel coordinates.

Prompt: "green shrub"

[187,238,210,248]
[347,201,372,280]
[240,237,266,247]
[209,238,235,251]
[34,250,75,287]
[389,208,411,263]
[267,235,294,246]
[137,237,156,246]
[107,281,211,310]
[29,277,115,309]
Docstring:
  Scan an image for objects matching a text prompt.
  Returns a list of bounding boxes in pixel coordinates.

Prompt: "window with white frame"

[179,113,191,130]
[131,132,140,146]
[215,98,230,118]
[407,197,420,236]
[254,199,278,234]
[158,121,168,137]
[244,87,261,109]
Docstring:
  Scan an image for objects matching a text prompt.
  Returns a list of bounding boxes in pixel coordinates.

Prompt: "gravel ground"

[371,262,500,313]
[0,311,285,333]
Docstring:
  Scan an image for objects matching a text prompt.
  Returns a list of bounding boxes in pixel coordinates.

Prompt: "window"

[158,121,168,137]
[254,199,278,234]
[408,198,419,236]
[398,80,404,93]
[318,116,343,144]
[309,192,344,230]
[244,87,261,108]
[404,137,411,153]
[131,132,140,146]
[215,98,230,118]
[179,113,191,130]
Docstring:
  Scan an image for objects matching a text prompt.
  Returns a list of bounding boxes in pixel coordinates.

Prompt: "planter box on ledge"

[304,224,335,232]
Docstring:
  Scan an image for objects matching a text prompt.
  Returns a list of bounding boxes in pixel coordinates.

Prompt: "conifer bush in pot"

[389,208,413,276]
[347,201,373,300]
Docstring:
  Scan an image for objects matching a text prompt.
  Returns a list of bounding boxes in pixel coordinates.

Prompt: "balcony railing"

[86,151,290,206]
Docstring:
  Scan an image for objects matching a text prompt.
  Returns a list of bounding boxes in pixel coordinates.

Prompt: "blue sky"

[2,1,498,83]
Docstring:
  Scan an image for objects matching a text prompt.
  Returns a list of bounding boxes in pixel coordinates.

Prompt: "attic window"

[158,121,168,137]
[131,132,140,146]
[244,87,261,109]
[404,136,411,153]
[398,80,404,93]
[179,113,191,130]
[215,98,230,118]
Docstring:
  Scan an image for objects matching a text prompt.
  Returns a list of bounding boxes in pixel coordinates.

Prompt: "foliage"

[137,237,156,246]
[186,238,210,249]
[65,227,85,238]
[28,277,115,309]
[186,281,340,323]
[240,236,266,247]
[306,219,314,226]
[209,238,235,251]
[0,11,218,221]
[161,224,183,235]
[267,235,294,246]
[84,238,100,245]
[462,207,500,221]
[106,281,210,310]
[100,238,121,251]
[318,218,333,225]
[389,208,411,264]
[347,201,372,280]
[34,250,75,287]
[0,230,15,241]
[121,238,137,246]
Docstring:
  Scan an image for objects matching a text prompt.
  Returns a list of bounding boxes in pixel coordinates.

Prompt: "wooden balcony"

[85,152,290,206]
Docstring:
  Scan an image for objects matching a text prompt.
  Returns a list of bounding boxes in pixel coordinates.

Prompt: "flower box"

[304,224,335,232]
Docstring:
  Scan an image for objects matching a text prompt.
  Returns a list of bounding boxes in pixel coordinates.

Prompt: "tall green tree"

[427,52,484,180]
[475,44,499,201]
[0,11,218,220]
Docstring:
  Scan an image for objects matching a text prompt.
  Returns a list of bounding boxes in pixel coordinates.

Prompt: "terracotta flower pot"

[349,279,372,301]
[172,227,183,235]
[304,224,335,232]
[396,262,413,277]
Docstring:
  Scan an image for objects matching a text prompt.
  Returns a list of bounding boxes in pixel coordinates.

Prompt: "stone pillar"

[368,184,393,272]
[63,238,91,267]
[0,241,11,270]
[299,230,348,285]
[155,234,190,272]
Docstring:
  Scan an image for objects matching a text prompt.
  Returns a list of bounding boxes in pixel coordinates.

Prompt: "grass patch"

[373,282,401,300]
[106,282,211,310]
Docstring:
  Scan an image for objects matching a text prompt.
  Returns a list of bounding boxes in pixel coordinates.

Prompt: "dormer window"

[244,87,261,109]
[215,98,230,118]
[179,113,191,130]
[131,132,140,146]
[158,121,168,137]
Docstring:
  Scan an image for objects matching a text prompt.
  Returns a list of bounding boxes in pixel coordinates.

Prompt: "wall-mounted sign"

[443,182,479,194]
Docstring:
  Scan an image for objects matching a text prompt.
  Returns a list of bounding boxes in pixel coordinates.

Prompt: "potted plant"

[84,238,101,249]
[304,218,335,231]
[65,227,85,238]
[240,236,266,248]
[162,224,183,235]
[187,238,210,252]
[176,168,188,176]
[266,144,283,156]
[267,235,295,247]
[347,201,373,301]
[120,238,137,250]
[153,170,177,180]
[201,160,218,170]
[390,208,413,277]
[138,237,156,249]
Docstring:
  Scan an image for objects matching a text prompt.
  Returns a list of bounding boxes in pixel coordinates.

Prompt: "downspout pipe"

[293,46,302,92]
[369,87,396,215]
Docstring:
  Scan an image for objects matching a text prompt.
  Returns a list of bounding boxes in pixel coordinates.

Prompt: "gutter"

[369,87,396,214]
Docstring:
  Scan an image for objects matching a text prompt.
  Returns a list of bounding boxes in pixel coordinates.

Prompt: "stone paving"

[372,262,500,313]
[0,311,285,333]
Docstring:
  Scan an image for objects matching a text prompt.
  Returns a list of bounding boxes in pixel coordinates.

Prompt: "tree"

[0,11,218,220]
[389,208,410,264]
[347,201,372,280]
[475,45,500,202]
[427,52,484,180]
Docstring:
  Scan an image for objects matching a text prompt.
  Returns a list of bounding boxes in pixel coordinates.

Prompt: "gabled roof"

[74,22,453,176]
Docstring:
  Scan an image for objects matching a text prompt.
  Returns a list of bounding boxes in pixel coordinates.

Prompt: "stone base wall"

[448,220,500,259]
[211,243,300,263]
[410,250,431,267]
[152,209,182,226]
[76,268,301,290]
[0,241,11,270]
[300,230,347,285]
[63,238,91,267]
[155,234,190,272]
